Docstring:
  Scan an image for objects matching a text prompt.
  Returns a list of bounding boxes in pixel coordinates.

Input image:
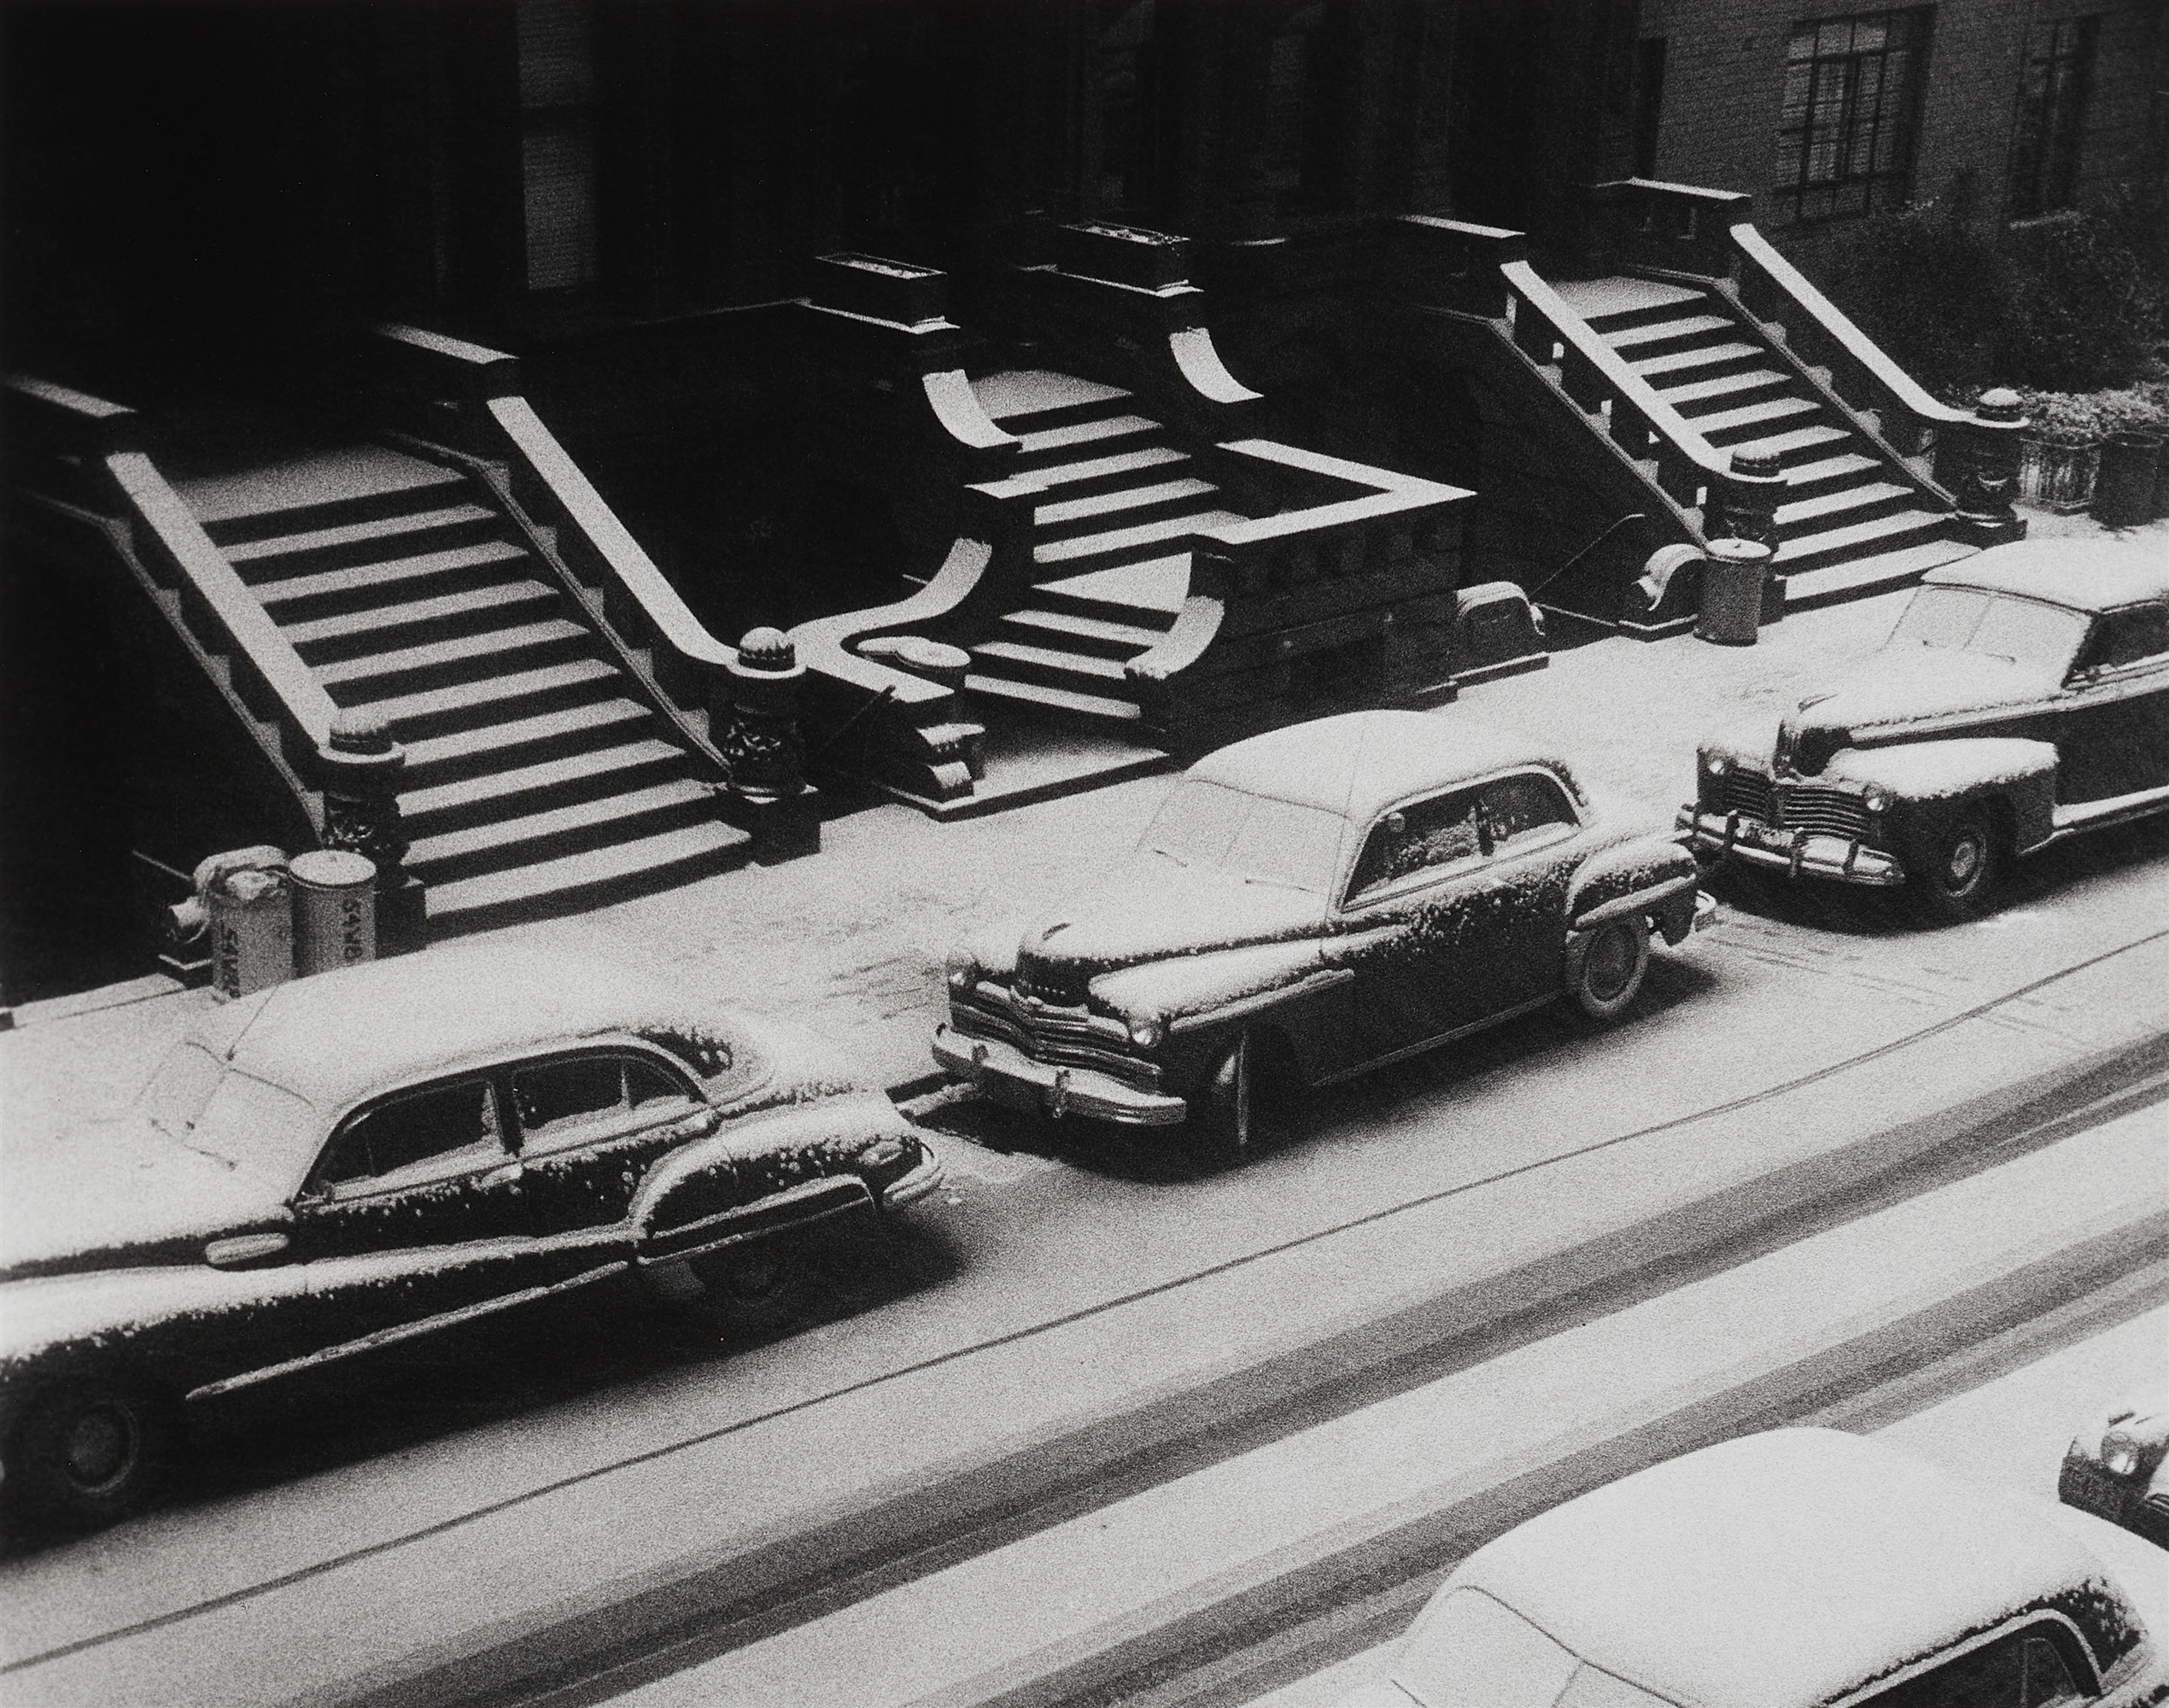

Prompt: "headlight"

[2103,1435,2142,1477]
[1704,752,1731,777]
[945,952,979,992]
[1126,1015,1165,1050]
[1862,787,1891,814]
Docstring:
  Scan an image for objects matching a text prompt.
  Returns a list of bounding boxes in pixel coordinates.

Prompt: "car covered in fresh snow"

[1681,544,2169,920]
[0,943,942,1528]
[934,710,1713,1165]
[2061,1385,2169,1549]
[1336,1430,2169,1708]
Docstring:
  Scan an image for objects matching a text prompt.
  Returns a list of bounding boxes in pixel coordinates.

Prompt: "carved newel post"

[720,627,820,864]
[1713,449,1786,551]
[316,708,426,954]
[1943,387,2029,544]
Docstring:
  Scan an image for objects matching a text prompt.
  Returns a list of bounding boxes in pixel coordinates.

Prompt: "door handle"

[478,1161,524,1190]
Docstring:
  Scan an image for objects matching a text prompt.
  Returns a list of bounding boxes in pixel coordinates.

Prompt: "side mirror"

[205,1231,291,1269]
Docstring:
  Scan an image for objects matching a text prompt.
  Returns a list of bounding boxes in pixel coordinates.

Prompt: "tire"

[1910,809,2002,923]
[7,1372,178,1530]
[1564,919,1650,1023]
[1186,1032,1256,1171]
[686,1243,814,1337]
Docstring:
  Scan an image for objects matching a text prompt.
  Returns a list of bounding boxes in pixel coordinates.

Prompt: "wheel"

[1910,809,2002,923]
[685,1243,814,1337]
[1186,1032,1256,1171]
[6,1373,178,1530]
[1564,919,1650,1023]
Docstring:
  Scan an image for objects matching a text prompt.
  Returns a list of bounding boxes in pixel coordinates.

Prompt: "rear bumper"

[881,1149,946,1211]
[1676,808,1905,887]
[932,1025,1189,1126]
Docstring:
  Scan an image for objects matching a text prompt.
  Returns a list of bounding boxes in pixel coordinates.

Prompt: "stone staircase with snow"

[1556,276,1977,605]
[177,445,746,933]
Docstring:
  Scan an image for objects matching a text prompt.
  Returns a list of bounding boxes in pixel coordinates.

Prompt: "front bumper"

[1676,808,1905,887]
[932,1025,1189,1126]
[880,1148,946,1211]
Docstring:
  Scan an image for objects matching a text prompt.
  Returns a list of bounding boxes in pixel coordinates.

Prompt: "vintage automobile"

[0,943,942,1529]
[1681,545,2169,921]
[2061,1385,2169,1549]
[934,710,1713,1165]
[1337,1430,2169,1708]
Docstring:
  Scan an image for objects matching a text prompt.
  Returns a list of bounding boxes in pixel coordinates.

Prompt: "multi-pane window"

[517,0,599,292]
[2008,15,2097,218]
[1773,9,1929,223]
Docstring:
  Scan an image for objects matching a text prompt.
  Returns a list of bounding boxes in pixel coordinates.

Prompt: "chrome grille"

[952,986,1161,1090]
[1776,785,1868,839]
[1014,956,1090,1008]
[1719,773,1777,823]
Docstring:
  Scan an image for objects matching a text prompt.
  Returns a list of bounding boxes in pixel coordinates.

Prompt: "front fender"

[1567,836,1702,942]
[1825,738,2058,852]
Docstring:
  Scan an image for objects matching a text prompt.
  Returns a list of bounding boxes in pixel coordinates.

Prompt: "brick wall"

[1637,0,2164,257]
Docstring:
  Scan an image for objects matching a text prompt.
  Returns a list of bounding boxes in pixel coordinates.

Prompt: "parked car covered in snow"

[935,710,1713,1165]
[1337,1430,2169,1708]
[0,944,942,1528]
[2061,1385,2169,1549]
[1681,545,2169,920]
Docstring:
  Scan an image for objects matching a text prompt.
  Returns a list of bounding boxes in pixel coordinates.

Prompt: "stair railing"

[3,375,412,870]
[1497,261,1744,518]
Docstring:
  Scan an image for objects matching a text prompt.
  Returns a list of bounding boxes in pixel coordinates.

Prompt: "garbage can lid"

[858,634,973,675]
[1707,537,1774,565]
[289,850,377,890]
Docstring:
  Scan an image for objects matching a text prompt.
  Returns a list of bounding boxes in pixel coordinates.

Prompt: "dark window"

[1348,788,1486,903]
[1480,772,1579,851]
[1773,10,1929,224]
[517,0,599,291]
[1864,1629,2090,1708]
[1095,0,1157,213]
[2080,605,2169,671]
[1633,38,1669,177]
[313,1081,504,1193]
[513,1056,623,1142]
[628,1058,696,1109]
[1261,2,1341,202]
[2010,16,2098,218]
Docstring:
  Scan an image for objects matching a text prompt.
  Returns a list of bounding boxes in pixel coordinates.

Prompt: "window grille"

[2008,15,2097,217]
[1772,9,1929,224]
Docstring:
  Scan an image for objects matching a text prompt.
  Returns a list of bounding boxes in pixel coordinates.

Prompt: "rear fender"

[1566,837,1702,943]
[629,1097,899,1267]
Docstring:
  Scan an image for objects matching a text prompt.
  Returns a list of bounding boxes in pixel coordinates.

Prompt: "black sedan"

[935,710,1714,1166]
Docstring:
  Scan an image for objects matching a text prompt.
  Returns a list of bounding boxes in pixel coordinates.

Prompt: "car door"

[2057,603,2169,804]
[1338,784,1504,1060]
[1469,769,1584,1010]
[290,1073,539,1336]
[506,1046,723,1237]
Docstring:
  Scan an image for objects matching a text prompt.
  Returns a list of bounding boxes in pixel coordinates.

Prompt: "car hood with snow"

[1008,857,1328,997]
[1774,649,2061,771]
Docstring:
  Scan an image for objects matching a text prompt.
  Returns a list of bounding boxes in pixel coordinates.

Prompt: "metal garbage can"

[2092,432,2163,528]
[289,849,377,976]
[208,867,293,999]
[1695,538,1774,646]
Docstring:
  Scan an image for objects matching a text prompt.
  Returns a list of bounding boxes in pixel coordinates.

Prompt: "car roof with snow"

[1190,710,1584,826]
[1925,540,2169,612]
[184,943,734,1108]
[1439,1430,2138,1708]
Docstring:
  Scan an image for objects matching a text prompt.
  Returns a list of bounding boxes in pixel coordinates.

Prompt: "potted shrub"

[2016,391,2105,512]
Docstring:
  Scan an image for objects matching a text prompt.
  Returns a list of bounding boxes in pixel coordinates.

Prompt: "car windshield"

[1887,587,2090,675]
[139,1041,319,1183]
[1137,779,1347,894]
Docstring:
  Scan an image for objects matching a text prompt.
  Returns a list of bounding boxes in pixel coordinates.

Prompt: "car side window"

[311,1079,506,1197]
[1479,771,1578,853]
[1865,1628,2091,1708]
[2078,605,2169,674]
[1346,787,1486,905]
[512,1052,701,1155]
